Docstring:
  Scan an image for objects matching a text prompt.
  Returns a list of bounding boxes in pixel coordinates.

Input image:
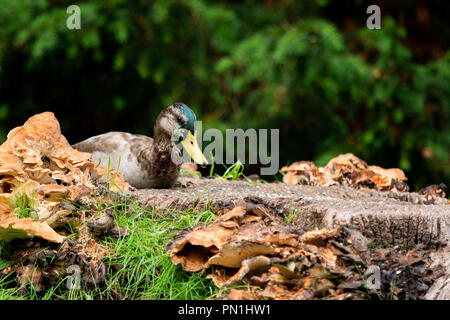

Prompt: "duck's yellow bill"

[181,131,208,165]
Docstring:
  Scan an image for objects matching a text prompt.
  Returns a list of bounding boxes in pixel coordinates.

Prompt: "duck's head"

[154,103,208,165]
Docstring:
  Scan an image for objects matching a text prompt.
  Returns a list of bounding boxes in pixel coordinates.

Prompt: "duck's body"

[72,103,206,189]
[72,131,180,188]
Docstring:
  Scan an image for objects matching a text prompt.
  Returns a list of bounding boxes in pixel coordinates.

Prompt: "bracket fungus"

[281,153,409,192]
[166,203,372,299]
[0,112,130,243]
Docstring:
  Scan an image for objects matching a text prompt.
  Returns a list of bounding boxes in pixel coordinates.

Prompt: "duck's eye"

[178,135,184,143]
[177,116,183,123]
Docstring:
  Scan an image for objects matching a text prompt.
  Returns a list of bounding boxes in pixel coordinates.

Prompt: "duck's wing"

[72,131,153,175]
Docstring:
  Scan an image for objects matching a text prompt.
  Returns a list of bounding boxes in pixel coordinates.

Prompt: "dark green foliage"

[0,0,448,188]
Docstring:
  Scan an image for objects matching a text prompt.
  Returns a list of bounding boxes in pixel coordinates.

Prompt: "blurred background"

[0,0,448,189]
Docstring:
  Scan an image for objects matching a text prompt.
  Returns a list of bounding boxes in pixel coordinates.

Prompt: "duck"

[72,103,207,189]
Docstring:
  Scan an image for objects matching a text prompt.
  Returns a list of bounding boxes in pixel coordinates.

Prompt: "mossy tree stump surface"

[132,178,450,249]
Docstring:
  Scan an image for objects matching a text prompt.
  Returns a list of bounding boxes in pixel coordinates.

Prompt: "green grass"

[220,160,250,181]
[284,201,304,224]
[0,195,219,300]
[0,242,22,300]
[209,152,252,182]
[12,191,38,220]
[0,279,24,300]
